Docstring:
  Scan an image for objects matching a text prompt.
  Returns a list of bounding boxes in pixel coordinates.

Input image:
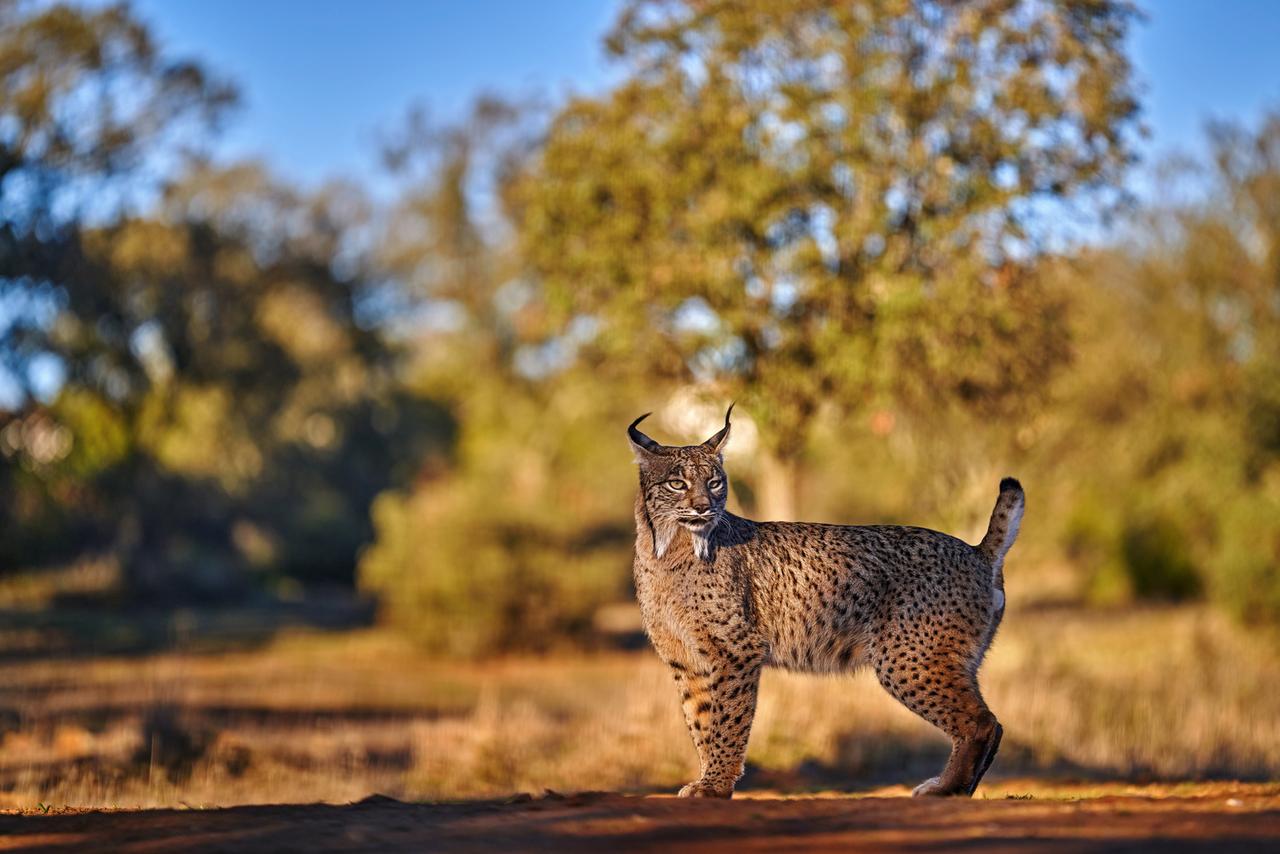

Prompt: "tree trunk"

[756,452,800,522]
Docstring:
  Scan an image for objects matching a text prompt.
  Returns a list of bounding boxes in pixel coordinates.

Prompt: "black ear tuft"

[702,402,733,453]
[628,413,666,456]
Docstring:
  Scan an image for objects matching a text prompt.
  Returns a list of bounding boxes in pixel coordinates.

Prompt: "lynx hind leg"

[874,651,1002,797]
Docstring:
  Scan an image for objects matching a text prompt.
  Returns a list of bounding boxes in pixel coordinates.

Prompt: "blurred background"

[1,0,1279,807]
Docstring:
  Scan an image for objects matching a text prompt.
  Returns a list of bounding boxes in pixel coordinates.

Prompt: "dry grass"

[0,605,1277,808]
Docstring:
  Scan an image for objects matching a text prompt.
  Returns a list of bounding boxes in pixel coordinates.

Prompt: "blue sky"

[128,0,619,192]
[126,0,1280,194]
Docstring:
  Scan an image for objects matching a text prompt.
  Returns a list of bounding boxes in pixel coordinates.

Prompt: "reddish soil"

[2,786,1278,853]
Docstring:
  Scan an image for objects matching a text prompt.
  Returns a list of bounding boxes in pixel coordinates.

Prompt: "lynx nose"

[692,499,711,513]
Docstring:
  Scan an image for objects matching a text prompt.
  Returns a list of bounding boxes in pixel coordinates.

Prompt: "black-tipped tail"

[979,478,1025,574]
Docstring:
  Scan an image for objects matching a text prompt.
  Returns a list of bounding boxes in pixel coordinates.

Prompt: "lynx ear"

[628,413,666,459]
[702,403,734,454]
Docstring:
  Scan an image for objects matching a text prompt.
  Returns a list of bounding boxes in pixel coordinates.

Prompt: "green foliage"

[360,485,628,657]
[1038,111,1280,616]
[0,0,235,218]
[1210,494,1280,625]
[354,100,639,655]
[1068,500,1201,604]
[1064,497,1124,605]
[516,0,1139,471]
[50,389,130,478]
[358,380,635,656]
[1118,513,1201,601]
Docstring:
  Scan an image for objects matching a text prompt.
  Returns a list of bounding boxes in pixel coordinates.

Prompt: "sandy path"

[2,787,1278,852]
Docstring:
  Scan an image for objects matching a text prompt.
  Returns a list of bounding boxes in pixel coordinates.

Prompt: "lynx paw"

[677,780,733,799]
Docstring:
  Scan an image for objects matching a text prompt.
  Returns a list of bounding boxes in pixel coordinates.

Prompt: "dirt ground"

[2,783,1278,853]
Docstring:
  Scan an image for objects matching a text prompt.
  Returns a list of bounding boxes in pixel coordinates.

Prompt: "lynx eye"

[708,477,724,491]
[665,479,688,492]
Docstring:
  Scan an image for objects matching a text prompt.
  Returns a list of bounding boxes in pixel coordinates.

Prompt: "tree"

[1,0,235,577]
[95,164,452,593]
[515,0,1140,518]
[1114,112,1280,620]
[1009,110,1280,618]
[1,0,235,399]
[0,3,450,596]
[1,156,454,595]
[357,102,635,654]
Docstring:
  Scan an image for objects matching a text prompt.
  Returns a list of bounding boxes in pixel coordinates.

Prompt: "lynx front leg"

[674,656,763,798]
[664,662,711,772]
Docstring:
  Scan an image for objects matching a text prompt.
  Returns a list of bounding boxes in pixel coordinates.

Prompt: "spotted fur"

[628,409,1023,798]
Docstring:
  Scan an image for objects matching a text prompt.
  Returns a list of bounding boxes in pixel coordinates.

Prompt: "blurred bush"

[360,487,629,657]
[1211,495,1280,625]
[358,382,636,656]
[1117,513,1201,602]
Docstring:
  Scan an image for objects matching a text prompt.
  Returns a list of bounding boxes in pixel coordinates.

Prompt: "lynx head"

[628,405,732,560]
